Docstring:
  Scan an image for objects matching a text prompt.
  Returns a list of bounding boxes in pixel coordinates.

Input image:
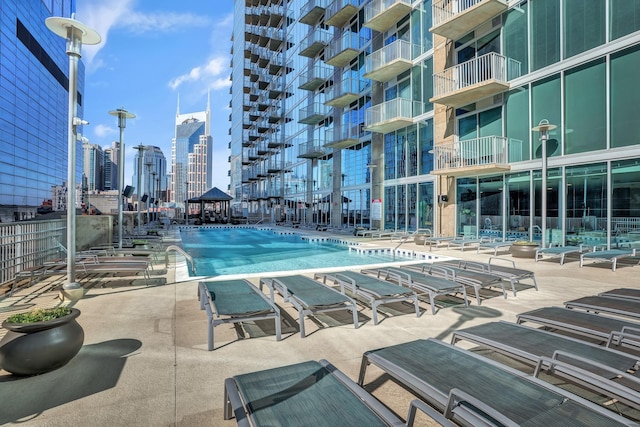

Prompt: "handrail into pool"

[165,245,196,274]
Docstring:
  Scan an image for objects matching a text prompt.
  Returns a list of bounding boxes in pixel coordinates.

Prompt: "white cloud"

[169,56,230,90]
[93,124,117,138]
[76,0,210,71]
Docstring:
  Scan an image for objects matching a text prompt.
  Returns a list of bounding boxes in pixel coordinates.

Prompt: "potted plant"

[510,240,540,258]
[461,208,475,225]
[0,307,84,376]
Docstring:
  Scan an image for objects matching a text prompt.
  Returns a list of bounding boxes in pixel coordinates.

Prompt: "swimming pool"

[180,227,407,277]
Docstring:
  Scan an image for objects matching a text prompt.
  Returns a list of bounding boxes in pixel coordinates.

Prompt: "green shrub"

[6,307,72,324]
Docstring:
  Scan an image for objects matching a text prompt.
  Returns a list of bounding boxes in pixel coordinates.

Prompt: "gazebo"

[187,187,233,223]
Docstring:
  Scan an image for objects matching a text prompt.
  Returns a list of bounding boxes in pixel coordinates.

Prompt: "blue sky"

[75,0,234,190]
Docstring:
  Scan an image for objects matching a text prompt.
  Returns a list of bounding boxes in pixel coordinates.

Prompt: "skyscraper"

[171,97,212,211]
[0,1,85,222]
[230,0,640,250]
[133,146,168,207]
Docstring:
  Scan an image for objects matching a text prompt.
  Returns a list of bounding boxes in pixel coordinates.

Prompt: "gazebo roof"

[188,187,233,202]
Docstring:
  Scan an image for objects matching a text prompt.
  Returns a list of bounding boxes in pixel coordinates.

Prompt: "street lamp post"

[45,15,100,300]
[151,171,157,222]
[145,161,152,224]
[109,108,136,248]
[532,119,557,249]
[134,144,145,234]
[185,181,189,224]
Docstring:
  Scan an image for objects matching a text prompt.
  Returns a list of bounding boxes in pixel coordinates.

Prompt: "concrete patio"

[1,229,639,426]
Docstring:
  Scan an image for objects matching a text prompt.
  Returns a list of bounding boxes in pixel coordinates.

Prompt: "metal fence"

[0,219,65,287]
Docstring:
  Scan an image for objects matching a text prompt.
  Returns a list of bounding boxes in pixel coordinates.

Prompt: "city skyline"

[75,0,233,191]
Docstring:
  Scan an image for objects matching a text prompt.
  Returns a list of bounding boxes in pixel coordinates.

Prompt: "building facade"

[0,0,85,222]
[83,140,105,192]
[229,0,640,249]
[132,145,168,210]
[171,100,213,212]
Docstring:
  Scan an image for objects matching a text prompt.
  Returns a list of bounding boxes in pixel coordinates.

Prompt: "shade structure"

[186,187,234,223]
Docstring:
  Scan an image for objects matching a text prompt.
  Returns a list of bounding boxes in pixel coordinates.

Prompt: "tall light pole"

[145,161,153,224]
[109,108,136,248]
[532,119,557,248]
[134,144,145,233]
[151,171,157,222]
[45,15,100,300]
[185,181,189,224]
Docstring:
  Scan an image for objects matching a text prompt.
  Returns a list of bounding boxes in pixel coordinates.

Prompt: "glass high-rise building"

[0,0,85,222]
[171,99,212,210]
[231,0,640,249]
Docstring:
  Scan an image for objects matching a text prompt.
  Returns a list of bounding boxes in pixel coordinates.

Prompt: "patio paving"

[1,229,639,426]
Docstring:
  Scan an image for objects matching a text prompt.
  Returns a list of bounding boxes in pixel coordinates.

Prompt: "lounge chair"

[360,266,468,314]
[358,338,633,426]
[439,258,537,297]
[198,279,281,351]
[313,270,420,324]
[516,306,640,351]
[224,359,455,427]
[446,237,488,251]
[565,295,640,320]
[451,321,640,410]
[535,245,586,265]
[579,248,637,271]
[475,240,514,255]
[599,288,640,301]
[406,263,507,304]
[77,260,152,285]
[259,275,359,337]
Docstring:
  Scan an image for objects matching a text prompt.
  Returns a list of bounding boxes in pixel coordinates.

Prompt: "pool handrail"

[165,245,195,274]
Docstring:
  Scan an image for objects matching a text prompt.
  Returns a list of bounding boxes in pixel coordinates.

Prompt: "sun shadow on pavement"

[0,338,142,425]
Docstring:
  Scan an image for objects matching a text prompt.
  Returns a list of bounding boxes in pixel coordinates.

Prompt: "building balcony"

[267,104,284,123]
[241,171,251,184]
[431,0,508,40]
[298,64,333,91]
[298,103,330,125]
[430,52,520,107]
[431,136,515,176]
[300,0,329,25]
[298,139,328,159]
[268,79,284,99]
[326,0,361,28]
[324,123,363,149]
[363,39,412,83]
[365,98,422,133]
[363,0,412,33]
[325,32,361,67]
[299,29,331,58]
[325,77,362,107]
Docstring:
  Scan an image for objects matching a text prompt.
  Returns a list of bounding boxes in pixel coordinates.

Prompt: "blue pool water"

[180,227,401,277]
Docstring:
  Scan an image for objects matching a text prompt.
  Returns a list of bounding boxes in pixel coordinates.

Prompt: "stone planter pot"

[0,308,84,376]
[510,243,540,259]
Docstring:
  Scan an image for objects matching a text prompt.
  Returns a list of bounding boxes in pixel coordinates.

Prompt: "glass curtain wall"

[565,163,607,246]
[612,159,640,246]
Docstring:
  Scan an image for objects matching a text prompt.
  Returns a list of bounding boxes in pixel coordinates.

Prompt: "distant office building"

[0,1,85,222]
[103,143,119,191]
[171,97,213,209]
[83,140,105,191]
[132,145,168,208]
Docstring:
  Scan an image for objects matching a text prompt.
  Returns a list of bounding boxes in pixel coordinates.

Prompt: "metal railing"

[365,98,421,128]
[432,136,511,170]
[364,0,412,23]
[0,220,66,287]
[433,52,521,98]
[165,245,195,274]
[365,39,413,75]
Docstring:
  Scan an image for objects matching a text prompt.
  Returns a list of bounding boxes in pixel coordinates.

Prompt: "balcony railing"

[299,29,332,58]
[325,32,362,67]
[325,77,363,107]
[298,139,328,158]
[364,0,412,33]
[300,0,329,25]
[431,0,508,40]
[325,122,364,149]
[431,52,520,107]
[326,0,361,27]
[431,136,515,176]
[364,39,413,82]
[365,98,422,133]
[298,64,333,91]
[298,103,330,125]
